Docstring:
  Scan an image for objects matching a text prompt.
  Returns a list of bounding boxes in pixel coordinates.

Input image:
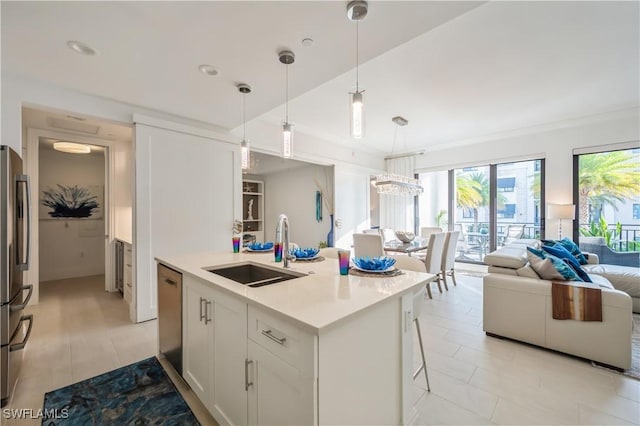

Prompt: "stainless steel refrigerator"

[1,145,33,407]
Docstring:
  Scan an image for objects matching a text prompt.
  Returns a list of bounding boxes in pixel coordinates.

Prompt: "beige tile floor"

[2,275,215,426]
[3,272,639,425]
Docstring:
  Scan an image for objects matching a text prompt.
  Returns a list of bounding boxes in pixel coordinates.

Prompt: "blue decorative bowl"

[288,247,320,259]
[247,242,274,251]
[352,256,396,271]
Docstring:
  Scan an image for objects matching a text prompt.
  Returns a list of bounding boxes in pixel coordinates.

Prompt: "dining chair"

[380,228,397,244]
[441,231,460,289]
[420,227,442,238]
[353,233,385,258]
[422,232,446,299]
[318,247,340,259]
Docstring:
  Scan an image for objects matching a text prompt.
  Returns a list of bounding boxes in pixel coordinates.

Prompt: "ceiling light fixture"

[66,40,97,56]
[372,116,424,196]
[347,0,368,139]
[53,141,91,154]
[279,50,295,159]
[198,64,220,76]
[237,83,252,171]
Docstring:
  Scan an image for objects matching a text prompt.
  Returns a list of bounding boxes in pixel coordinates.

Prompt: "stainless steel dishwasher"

[157,263,182,375]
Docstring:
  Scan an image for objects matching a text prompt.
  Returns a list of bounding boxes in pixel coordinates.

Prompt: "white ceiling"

[3,1,639,156]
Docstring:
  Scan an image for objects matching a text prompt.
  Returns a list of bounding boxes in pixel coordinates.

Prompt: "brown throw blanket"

[551,281,602,321]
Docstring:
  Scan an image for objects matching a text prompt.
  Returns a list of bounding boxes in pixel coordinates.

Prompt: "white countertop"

[156,250,434,333]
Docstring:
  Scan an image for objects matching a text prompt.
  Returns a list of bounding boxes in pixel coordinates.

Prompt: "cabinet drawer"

[123,244,133,267]
[124,282,132,304]
[247,306,316,376]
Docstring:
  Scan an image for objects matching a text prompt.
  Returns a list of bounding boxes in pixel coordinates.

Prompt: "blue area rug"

[42,357,200,425]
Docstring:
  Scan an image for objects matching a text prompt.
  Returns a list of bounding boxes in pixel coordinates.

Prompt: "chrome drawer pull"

[245,359,253,391]
[199,297,205,322]
[205,301,212,324]
[261,329,286,345]
[164,278,177,285]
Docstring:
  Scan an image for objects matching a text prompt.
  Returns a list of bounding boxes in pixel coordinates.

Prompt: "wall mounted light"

[53,141,91,154]
[237,83,252,171]
[279,50,295,159]
[347,0,368,139]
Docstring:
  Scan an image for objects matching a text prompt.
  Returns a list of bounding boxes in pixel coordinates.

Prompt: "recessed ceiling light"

[198,64,220,76]
[66,40,98,56]
[301,38,314,47]
[53,141,91,154]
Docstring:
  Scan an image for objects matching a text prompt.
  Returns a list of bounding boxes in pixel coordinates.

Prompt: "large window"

[417,158,544,264]
[574,148,640,263]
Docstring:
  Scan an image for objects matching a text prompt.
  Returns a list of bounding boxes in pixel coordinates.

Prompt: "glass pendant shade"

[240,140,250,170]
[350,91,364,139]
[282,123,293,159]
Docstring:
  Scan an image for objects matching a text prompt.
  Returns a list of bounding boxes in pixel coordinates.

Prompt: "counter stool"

[413,287,431,391]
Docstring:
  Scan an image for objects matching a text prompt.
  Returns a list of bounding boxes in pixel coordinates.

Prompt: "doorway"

[22,106,133,315]
[38,139,107,284]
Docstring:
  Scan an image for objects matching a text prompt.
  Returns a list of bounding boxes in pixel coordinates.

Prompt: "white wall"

[38,147,105,281]
[262,165,333,248]
[415,109,640,238]
[334,164,374,250]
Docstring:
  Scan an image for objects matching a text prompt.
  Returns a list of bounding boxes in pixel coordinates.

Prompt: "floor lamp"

[547,204,575,240]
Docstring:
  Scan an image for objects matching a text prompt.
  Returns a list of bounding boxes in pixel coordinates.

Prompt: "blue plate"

[288,247,320,259]
[247,242,274,251]
[352,256,396,271]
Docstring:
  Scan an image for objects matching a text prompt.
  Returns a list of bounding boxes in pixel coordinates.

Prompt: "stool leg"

[413,317,431,392]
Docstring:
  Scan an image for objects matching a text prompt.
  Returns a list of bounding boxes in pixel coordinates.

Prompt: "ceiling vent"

[48,117,100,135]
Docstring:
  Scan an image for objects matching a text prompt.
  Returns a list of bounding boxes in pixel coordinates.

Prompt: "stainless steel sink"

[205,262,305,287]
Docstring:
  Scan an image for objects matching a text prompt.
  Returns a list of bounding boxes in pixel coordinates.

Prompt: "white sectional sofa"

[483,241,633,370]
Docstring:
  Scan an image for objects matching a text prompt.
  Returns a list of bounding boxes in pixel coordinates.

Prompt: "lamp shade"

[547,204,575,220]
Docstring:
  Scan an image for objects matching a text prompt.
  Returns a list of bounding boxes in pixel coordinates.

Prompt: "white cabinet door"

[183,276,214,410]
[247,340,315,426]
[212,291,248,426]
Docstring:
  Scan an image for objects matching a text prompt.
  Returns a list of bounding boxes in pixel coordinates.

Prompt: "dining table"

[383,237,430,257]
[466,231,490,258]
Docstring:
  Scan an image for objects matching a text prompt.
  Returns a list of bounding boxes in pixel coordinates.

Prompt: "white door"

[247,340,314,426]
[183,277,214,409]
[134,120,241,322]
[212,293,247,425]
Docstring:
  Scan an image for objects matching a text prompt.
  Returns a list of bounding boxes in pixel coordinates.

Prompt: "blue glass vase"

[327,214,334,247]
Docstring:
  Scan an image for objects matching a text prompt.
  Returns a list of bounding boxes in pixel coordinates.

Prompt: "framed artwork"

[40,184,103,219]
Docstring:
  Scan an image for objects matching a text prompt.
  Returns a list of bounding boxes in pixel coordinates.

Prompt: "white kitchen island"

[156,251,434,426]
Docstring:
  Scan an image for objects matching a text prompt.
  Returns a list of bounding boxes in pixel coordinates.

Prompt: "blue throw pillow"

[541,244,592,283]
[526,247,584,282]
[542,238,588,265]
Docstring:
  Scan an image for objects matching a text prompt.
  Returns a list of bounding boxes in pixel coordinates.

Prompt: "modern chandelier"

[279,50,295,159]
[347,1,368,139]
[237,83,252,171]
[372,116,424,196]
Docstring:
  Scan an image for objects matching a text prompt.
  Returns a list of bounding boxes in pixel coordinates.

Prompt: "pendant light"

[237,83,252,171]
[347,0,368,139]
[279,50,295,159]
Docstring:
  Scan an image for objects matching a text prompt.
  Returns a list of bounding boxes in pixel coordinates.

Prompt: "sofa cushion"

[484,245,528,269]
[543,238,588,265]
[526,247,583,281]
[508,239,542,249]
[588,273,614,290]
[516,265,540,279]
[541,244,592,283]
[582,264,640,298]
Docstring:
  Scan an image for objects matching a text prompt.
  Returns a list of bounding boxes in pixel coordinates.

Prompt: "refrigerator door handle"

[10,284,33,312]
[9,314,33,352]
[16,174,31,271]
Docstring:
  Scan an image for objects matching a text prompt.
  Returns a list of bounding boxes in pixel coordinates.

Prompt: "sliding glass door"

[417,158,544,264]
[573,148,639,266]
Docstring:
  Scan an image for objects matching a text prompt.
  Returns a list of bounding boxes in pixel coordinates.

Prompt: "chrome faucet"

[275,213,293,268]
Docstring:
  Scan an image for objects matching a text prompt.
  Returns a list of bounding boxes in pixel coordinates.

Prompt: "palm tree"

[578,151,640,224]
[456,172,489,231]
